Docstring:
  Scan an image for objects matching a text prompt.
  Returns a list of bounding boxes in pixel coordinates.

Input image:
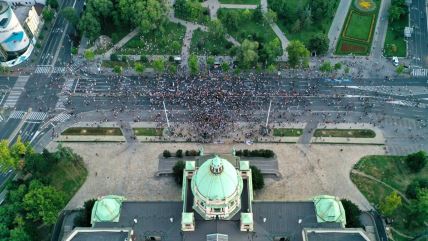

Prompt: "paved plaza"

[50,142,384,210]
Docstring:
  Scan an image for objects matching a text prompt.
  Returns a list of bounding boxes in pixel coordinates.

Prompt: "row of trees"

[0,141,85,240]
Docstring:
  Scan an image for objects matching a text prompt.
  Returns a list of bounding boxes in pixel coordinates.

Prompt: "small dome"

[313,195,346,226]
[91,195,125,225]
[192,156,242,200]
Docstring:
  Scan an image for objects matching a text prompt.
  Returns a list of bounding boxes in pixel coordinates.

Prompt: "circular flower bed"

[354,0,376,12]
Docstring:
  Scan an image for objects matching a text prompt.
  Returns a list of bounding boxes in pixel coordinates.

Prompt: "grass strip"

[313,129,376,138]
[62,127,123,136]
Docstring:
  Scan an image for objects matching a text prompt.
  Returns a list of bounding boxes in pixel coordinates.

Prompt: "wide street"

[409,0,428,68]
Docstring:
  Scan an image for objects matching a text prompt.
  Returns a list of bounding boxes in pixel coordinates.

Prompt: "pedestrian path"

[55,78,75,110]
[27,111,47,121]
[412,68,428,77]
[328,0,352,54]
[8,110,26,119]
[50,113,71,123]
[35,65,69,74]
[3,76,29,108]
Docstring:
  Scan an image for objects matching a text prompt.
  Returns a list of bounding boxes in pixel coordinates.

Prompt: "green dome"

[192,156,242,200]
[91,195,125,225]
[313,195,346,226]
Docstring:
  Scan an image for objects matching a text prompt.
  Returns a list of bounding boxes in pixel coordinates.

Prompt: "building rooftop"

[69,231,129,241]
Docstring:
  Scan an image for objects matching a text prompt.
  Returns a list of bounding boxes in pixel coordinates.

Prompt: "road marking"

[412,68,428,77]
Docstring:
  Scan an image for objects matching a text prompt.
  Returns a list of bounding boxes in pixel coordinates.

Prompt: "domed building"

[191,155,243,220]
[90,195,125,225]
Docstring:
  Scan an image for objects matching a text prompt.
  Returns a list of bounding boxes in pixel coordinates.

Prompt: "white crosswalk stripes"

[9,110,26,119]
[3,76,29,108]
[35,65,69,74]
[27,111,47,121]
[411,68,428,77]
[50,113,71,123]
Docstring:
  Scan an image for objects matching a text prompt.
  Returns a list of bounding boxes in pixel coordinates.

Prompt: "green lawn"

[351,155,428,239]
[119,22,186,55]
[344,11,374,41]
[219,0,259,4]
[384,14,408,57]
[133,128,164,136]
[48,159,88,201]
[313,129,376,138]
[273,128,303,137]
[274,0,339,45]
[190,29,234,55]
[62,127,123,136]
[335,0,381,55]
[218,9,277,43]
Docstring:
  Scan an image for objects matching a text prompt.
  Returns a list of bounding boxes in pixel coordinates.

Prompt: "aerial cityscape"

[0,0,427,240]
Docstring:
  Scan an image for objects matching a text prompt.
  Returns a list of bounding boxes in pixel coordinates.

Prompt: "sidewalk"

[328,0,352,54]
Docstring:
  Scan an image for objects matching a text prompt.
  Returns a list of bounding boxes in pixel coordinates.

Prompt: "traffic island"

[59,127,126,142]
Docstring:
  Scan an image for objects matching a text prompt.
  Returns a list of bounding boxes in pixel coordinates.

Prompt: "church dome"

[192,156,242,201]
[91,195,125,225]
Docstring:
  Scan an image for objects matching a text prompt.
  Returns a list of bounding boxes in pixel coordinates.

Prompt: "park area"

[314,129,376,138]
[351,154,428,240]
[118,22,186,55]
[190,29,234,56]
[384,14,408,57]
[273,128,303,137]
[335,0,381,55]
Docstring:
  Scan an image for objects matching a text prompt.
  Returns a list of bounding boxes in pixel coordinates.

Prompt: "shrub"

[406,151,427,173]
[84,50,95,61]
[163,150,171,158]
[250,165,264,190]
[176,149,183,158]
[140,55,148,63]
[406,178,428,199]
[185,150,199,156]
[110,54,119,61]
[243,149,249,157]
[341,199,362,228]
[334,62,342,70]
[172,160,185,185]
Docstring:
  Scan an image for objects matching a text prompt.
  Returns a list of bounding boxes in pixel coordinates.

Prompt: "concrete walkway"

[328,0,352,54]
[370,0,391,59]
[102,28,140,60]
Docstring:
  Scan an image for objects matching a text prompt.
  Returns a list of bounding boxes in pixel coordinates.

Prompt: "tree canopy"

[379,191,402,216]
[406,151,427,173]
[237,39,259,68]
[286,40,309,68]
[250,165,264,190]
[341,199,362,228]
[119,0,168,33]
[308,33,329,56]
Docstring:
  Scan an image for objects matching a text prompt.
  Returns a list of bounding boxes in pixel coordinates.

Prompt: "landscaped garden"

[269,0,339,45]
[190,29,234,56]
[62,127,123,136]
[118,22,186,55]
[384,0,409,57]
[314,129,376,138]
[351,153,428,240]
[335,0,381,55]
[273,128,303,137]
[133,127,164,136]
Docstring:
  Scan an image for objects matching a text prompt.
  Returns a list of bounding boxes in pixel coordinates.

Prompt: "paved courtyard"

[47,142,384,210]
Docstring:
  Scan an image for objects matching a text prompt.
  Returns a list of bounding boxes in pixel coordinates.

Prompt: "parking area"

[50,142,384,210]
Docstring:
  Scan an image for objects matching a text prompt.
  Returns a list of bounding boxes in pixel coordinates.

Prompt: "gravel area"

[47,142,384,210]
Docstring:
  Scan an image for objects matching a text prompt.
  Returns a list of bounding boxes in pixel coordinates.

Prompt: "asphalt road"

[408,0,428,67]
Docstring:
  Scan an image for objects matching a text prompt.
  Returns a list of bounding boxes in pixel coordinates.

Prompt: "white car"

[392,56,399,66]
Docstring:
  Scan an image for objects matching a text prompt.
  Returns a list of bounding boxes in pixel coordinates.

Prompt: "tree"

[208,20,225,40]
[407,189,428,227]
[380,191,402,216]
[163,150,171,158]
[291,19,301,33]
[264,9,277,24]
[395,64,405,74]
[119,0,168,33]
[310,0,336,22]
[79,12,101,41]
[172,160,185,185]
[308,33,329,55]
[42,7,55,23]
[406,178,428,199]
[237,39,259,68]
[9,225,30,241]
[221,62,230,71]
[134,62,145,73]
[113,66,123,74]
[87,0,113,18]
[253,5,263,23]
[319,61,333,72]
[23,180,66,225]
[406,151,427,173]
[261,38,282,65]
[286,40,309,68]
[84,50,95,61]
[207,56,215,66]
[152,59,165,72]
[188,54,199,75]
[62,7,79,26]
[341,199,362,228]
[0,140,19,172]
[250,165,264,190]
[176,149,183,158]
[47,0,59,9]
[388,0,407,23]
[334,62,342,70]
